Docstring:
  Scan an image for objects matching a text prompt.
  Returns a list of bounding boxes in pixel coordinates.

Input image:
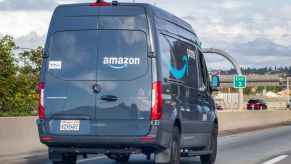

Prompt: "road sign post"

[233,75,247,89]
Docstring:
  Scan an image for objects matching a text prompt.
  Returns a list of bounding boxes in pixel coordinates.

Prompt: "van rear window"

[48,30,97,80]
[48,30,148,81]
[97,30,148,81]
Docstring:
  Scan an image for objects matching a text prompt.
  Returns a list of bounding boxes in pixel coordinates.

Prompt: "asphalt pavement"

[2,125,291,164]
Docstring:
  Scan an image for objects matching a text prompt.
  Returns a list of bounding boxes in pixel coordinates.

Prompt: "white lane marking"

[78,156,106,163]
[262,155,288,164]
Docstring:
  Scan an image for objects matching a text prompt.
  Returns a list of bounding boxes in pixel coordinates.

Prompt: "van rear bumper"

[43,135,165,156]
[37,119,170,155]
[42,135,161,147]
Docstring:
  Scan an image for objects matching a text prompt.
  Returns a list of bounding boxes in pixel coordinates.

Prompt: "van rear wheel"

[155,126,180,164]
[200,127,218,164]
[106,153,130,163]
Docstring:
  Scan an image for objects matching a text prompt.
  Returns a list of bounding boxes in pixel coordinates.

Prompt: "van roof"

[55,2,195,34]
[52,2,201,46]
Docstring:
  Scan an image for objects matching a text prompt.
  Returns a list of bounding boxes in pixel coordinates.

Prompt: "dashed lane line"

[262,155,288,164]
[78,155,106,163]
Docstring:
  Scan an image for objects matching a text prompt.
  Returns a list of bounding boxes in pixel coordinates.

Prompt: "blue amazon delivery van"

[37,1,219,164]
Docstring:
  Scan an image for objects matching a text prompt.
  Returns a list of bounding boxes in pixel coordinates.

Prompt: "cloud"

[219,1,251,9]
[0,11,52,37]
[14,32,45,49]
[230,38,291,57]
[0,0,58,11]
[203,38,291,69]
[0,0,290,68]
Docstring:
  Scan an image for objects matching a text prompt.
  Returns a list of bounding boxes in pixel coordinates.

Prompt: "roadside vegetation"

[0,35,42,117]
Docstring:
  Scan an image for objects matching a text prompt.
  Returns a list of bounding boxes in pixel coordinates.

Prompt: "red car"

[215,103,224,111]
[247,99,268,110]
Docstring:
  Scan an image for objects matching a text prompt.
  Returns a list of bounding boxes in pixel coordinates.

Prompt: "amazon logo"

[168,55,189,79]
[103,57,140,70]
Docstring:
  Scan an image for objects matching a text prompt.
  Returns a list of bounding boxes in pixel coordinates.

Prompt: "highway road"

[2,125,291,164]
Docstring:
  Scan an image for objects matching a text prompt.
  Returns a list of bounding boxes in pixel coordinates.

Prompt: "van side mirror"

[210,75,220,92]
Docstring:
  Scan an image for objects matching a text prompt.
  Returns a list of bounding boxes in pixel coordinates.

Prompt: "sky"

[0,0,291,69]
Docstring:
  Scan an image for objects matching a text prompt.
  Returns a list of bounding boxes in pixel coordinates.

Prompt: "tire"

[200,127,218,164]
[106,154,130,163]
[155,126,181,164]
[52,155,77,164]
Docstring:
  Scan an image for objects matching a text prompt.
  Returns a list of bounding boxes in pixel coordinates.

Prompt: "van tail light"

[38,82,45,120]
[140,135,155,142]
[90,0,111,6]
[40,135,53,142]
[151,81,163,121]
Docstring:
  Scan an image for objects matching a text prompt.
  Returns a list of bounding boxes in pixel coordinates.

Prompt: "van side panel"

[152,7,215,149]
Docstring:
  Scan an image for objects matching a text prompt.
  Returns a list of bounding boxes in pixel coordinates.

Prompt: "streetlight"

[203,48,244,111]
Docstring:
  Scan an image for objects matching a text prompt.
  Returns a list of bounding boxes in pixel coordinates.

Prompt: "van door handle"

[100,95,119,102]
[92,84,102,94]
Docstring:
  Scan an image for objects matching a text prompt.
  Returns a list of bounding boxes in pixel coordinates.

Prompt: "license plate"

[60,120,80,131]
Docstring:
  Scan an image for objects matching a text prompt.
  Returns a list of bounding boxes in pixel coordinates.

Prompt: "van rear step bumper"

[43,135,165,154]
[50,147,145,155]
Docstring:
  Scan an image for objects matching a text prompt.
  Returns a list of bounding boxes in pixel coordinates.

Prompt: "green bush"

[0,35,42,117]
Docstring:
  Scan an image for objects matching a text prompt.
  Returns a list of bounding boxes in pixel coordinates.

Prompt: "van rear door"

[45,5,152,136]
[46,30,98,135]
[94,7,152,136]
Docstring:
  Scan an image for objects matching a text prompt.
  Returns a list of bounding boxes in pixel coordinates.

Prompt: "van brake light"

[38,82,45,119]
[151,81,163,121]
[90,0,111,6]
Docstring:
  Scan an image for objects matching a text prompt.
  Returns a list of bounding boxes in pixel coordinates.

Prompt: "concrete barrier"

[218,110,291,133]
[0,111,291,156]
[0,117,46,157]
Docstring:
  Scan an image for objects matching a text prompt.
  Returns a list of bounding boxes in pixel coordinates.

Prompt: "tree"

[0,35,17,113]
[13,47,43,115]
[18,47,43,87]
[0,35,43,116]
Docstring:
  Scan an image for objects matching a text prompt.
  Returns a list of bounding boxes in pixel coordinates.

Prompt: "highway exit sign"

[233,75,247,89]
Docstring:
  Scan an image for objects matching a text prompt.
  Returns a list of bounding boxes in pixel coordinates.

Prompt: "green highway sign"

[233,75,247,89]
